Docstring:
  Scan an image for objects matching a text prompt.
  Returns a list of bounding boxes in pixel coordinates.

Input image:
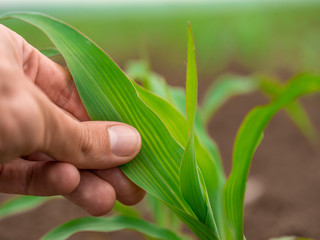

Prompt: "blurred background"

[1,0,320,239]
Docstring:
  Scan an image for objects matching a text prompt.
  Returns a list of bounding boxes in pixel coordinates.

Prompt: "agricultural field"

[1,1,320,239]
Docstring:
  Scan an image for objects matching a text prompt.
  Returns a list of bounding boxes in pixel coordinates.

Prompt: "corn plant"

[1,13,319,240]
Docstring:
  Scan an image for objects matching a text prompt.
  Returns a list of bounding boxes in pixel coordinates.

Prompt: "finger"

[0,159,80,196]
[0,79,53,163]
[0,24,88,121]
[0,74,141,168]
[94,168,145,205]
[33,85,142,169]
[33,59,90,121]
[64,171,116,216]
[42,106,142,169]
[22,152,54,162]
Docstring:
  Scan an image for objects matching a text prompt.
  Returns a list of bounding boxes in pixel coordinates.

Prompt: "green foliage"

[40,47,61,57]
[200,75,258,124]
[3,3,320,76]
[0,196,50,219]
[179,24,210,228]
[1,12,319,240]
[42,216,181,240]
[259,76,318,143]
[126,60,172,101]
[147,194,181,231]
[112,201,142,219]
[224,74,320,240]
[1,12,218,240]
[270,237,314,240]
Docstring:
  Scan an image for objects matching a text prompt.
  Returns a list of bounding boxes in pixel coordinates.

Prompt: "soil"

[0,67,320,240]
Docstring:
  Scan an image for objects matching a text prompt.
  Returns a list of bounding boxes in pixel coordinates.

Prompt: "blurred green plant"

[270,237,314,240]
[0,196,50,219]
[3,3,320,76]
[0,12,319,240]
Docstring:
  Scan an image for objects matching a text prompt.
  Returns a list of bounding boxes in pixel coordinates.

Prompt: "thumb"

[38,96,142,169]
[47,120,142,169]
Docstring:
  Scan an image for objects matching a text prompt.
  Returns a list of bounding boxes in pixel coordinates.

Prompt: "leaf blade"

[0,196,50,219]
[180,130,207,223]
[1,12,219,240]
[224,74,320,240]
[134,69,222,238]
[186,23,197,133]
[259,77,318,142]
[179,24,208,226]
[201,75,257,125]
[41,216,182,240]
[40,47,60,57]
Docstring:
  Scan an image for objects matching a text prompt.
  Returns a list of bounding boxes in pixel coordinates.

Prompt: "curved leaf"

[126,60,172,101]
[40,47,60,57]
[270,237,314,240]
[201,75,257,125]
[179,24,208,225]
[259,77,317,142]
[224,74,320,240]
[112,201,142,219]
[134,82,224,238]
[147,194,179,230]
[0,13,218,240]
[1,11,187,213]
[180,130,207,223]
[41,216,182,240]
[0,196,51,219]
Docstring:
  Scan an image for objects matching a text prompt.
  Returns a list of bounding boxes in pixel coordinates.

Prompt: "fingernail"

[108,125,141,157]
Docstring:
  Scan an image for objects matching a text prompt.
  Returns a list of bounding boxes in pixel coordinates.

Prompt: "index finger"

[0,24,89,121]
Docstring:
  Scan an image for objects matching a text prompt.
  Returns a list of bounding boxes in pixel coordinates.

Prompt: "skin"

[0,24,145,216]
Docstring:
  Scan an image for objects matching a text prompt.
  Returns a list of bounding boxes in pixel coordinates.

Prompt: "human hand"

[0,24,145,216]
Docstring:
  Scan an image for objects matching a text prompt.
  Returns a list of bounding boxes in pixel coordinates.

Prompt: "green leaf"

[134,79,222,238]
[1,13,219,240]
[185,23,197,133]
[0,196,52,219]
[125,60,150,84]
[126,60,172,101]
[41,216,182,240]
[147,194,181,232]
[179,24,210,227]
[40,47,60,57]
[180,130,207,223]
[224,74,320,240]
[147,194,169,228]
[137,77,226,237]
[169,86,186,116]
[133,82,188,147]
[112,201,142,219]
[165,202,219,240]
[285,101,317,142]
[259,77,283,96]
[201,75,258,125]
[1,11,185,211]
[269,237,314,240]
[259,77,317,142]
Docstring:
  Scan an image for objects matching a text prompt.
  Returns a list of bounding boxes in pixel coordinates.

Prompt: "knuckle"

[54,74,76,110]
[79,124,95,158]
[0,81,45,158]
[77,123,109,168]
